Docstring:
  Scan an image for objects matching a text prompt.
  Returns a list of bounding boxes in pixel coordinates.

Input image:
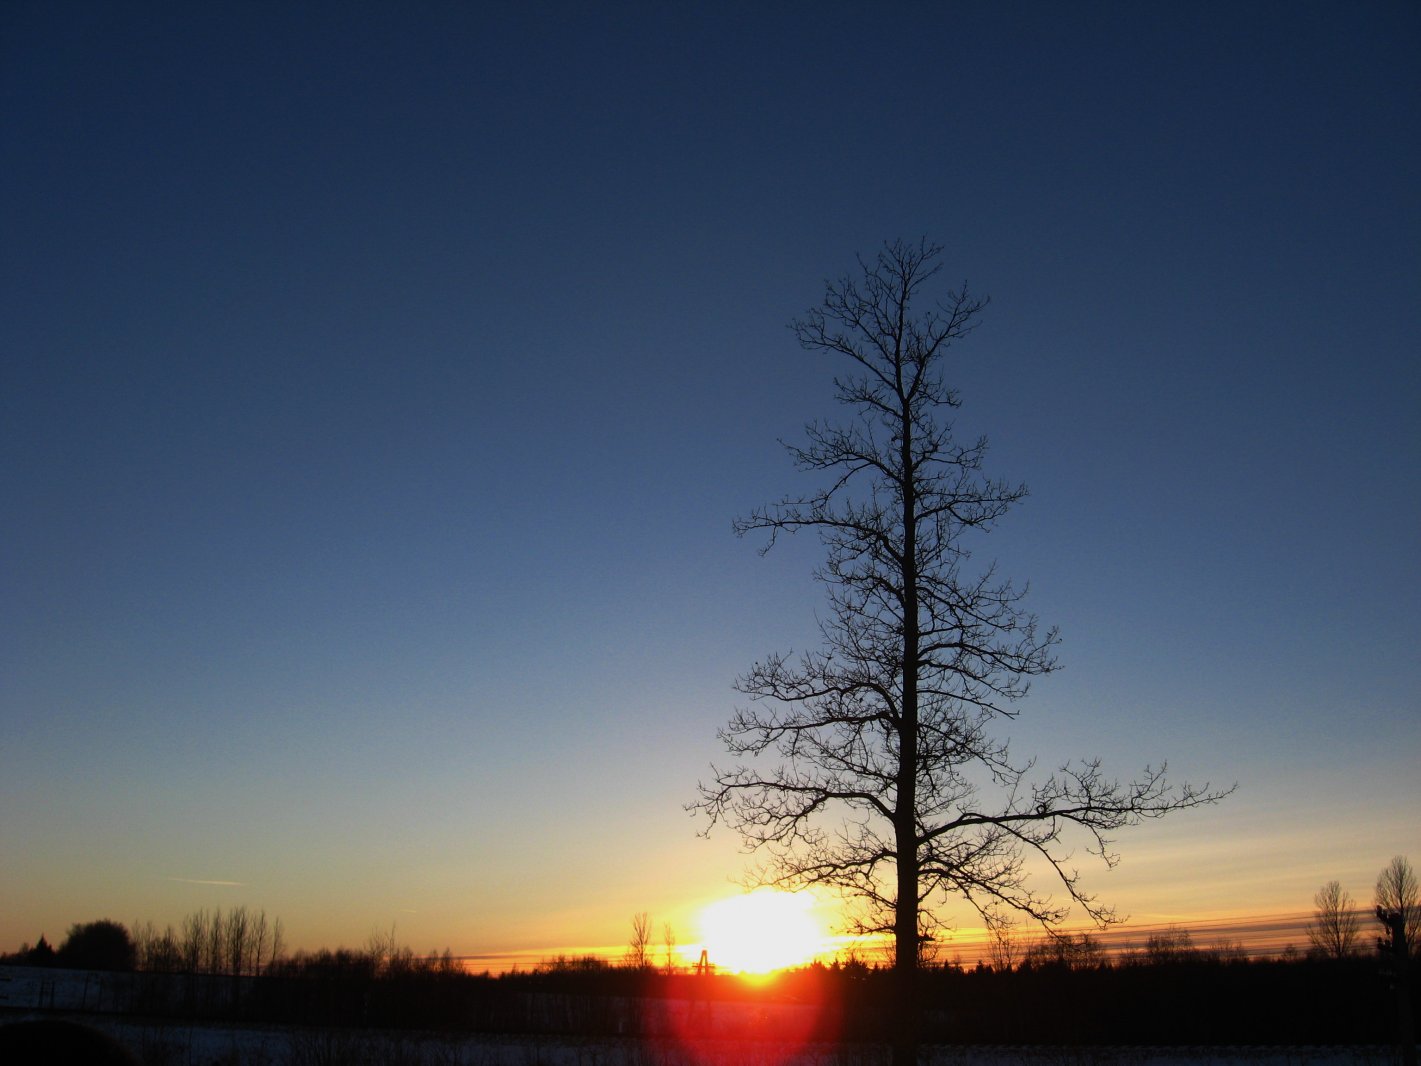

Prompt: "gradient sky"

[3,3,1418,964]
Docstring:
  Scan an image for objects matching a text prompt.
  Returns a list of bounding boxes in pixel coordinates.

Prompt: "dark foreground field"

[0,1013,1410,1066]
[1,957,1415,1064]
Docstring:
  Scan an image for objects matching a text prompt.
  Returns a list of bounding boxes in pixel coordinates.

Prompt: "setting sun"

[697,890,827,974]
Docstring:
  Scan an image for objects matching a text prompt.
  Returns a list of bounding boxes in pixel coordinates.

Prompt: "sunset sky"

[2,3,1417,968]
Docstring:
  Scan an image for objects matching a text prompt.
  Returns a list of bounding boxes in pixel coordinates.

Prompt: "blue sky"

[3,2,1418,961]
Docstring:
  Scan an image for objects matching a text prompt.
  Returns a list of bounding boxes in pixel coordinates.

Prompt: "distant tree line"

[3,932,1416,1046]
[1,857,1411,1048]
[2,907,283,977]
[2,920,134,972]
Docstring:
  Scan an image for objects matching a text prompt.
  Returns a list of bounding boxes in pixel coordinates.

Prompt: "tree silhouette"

[1023,931,1103,970]
[986,921,1021,972]
[625,911,652,970]
[1307,880,1361,960]
[662,921,678,974]
[1143,925,1197,965]
[1375,855,1419,959]
[57,919,136,971]
[171,906,283,976]
[1374,857,1418,1066]
[694,239,1230,1064]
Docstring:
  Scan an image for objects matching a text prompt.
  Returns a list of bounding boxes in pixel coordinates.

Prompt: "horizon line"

[396,909,1357,974]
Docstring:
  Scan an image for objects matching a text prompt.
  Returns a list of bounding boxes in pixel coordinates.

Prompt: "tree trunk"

[893,392,921,1066]
[892,878,918,1065]
[1382,909,1417,1066]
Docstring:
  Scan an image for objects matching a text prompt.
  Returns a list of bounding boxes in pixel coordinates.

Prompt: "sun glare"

[697,890,826,974]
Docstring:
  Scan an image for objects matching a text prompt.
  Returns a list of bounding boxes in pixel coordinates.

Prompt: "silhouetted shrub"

[58,919,136,971]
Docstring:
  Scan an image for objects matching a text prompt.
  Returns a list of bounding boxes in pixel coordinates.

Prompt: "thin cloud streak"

[165,877,245,886]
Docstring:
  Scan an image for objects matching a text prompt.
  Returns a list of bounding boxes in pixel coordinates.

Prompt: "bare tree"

[1143,925,1196,965]
[1376,855,1419,958]
[131,921,183,972]
[626,911,653,970]
[1375,856,1418,1066]
[366,924,399,975]
[693,239,1230,1064]
[205,909,223,975]
[179,909,208,973]
[247,909,272,976]
[987,922,1020,972]
[267,915,285,975]
[166,907,283,977]
[1307,880,1361,960]
[662,921,678,974]
[226,906,250,978]
[1208,938,1247,964]
[1022,931,1103,970]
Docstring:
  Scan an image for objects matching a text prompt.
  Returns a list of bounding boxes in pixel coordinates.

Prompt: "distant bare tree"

[1144,925,1196,965]
[1375,855,1419,959]
[205,909,223,974]
[987,922,1021,972]
[626,912,653,970]
[662,921,678,974]
[268,915,285,974]
[1375,857,1418,1066]
[182,912,202,972]
[131,920,182,972]
[168,907,283,976]
[226,906,250,977]
[130,920,153,968]
[1022,932,1102,970]
[247,909,276,975]
[1208,938,1247,964]
[366,924,399,975]
[1307,880,1361,960]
